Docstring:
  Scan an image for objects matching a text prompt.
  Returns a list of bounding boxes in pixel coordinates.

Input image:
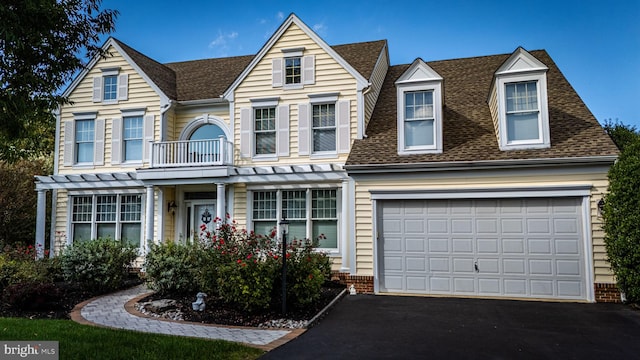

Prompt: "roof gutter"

[177,98,227,106]
[344,155,618,174]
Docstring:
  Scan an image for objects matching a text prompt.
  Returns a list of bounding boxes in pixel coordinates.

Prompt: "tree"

[603,119,640,152]
[602,121,640,302]
[0,158,52,247]
[0,0,118,162]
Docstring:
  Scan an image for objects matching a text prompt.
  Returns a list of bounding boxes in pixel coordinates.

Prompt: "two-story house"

[35,14,620,302]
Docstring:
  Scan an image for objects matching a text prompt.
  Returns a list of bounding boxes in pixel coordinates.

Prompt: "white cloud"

[208,31,239,48]
[277,11,284,20]
[313,23,325,32]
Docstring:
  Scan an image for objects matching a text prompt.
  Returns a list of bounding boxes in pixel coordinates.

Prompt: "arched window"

[190,124,226,140]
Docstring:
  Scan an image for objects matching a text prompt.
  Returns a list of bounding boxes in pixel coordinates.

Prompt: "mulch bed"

[140,281,346,327]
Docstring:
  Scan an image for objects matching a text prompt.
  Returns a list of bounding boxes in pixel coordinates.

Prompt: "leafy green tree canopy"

[602,121,640,302]
[603,119,640,152]
[0,0,118,162]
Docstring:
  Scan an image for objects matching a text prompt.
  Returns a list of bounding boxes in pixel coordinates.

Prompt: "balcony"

[150,138,234,168]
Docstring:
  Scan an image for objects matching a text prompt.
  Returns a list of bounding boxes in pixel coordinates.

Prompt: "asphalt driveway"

[261,295,640,359]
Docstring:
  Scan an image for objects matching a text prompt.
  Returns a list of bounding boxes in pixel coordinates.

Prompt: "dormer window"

[395,59,443,155]
[493,48,550,150]
[103,75,118,101]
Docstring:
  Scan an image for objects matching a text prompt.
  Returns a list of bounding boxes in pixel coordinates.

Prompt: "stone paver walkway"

[71,285,300,350]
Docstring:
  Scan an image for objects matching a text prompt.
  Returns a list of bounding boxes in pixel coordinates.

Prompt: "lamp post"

[279,216,289,315]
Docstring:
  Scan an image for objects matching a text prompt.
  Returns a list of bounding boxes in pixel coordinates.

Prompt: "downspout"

[356,83,372,140]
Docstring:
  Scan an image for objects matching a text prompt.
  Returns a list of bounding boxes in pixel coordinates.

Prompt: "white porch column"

[35,189,47,259]
[340,179,350,272]
[145,185,155,254]
[157,187,165,243]
[216,183,226,225]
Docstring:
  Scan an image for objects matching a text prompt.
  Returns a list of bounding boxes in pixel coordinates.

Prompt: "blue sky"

[103,0,640,128]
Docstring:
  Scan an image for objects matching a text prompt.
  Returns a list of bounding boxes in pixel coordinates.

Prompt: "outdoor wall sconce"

[597,198,605,217]
[167,201,177,214]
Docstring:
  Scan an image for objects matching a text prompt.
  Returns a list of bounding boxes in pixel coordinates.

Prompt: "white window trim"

[94,67,127,104]
[283,55,303,89]
[396,82,443,155]
[68,192,145,250]
[120,108,146,165]
[497,72,550,150]
[73,112,97,167]
[251,97,280,161]
[246,186,342,254]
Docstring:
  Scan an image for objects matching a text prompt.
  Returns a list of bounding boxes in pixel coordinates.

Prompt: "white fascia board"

[345,156,617,174]
[222,13,369,101]
[395,58,443,84]
[35,177,142,191]
[495,47,548,75]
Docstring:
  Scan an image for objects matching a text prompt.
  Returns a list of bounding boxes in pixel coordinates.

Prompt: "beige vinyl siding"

[364,48,388,128]
[162,186,176,241]
[352,170,613,283]
[233,23,359,166]
[231,183,248,229]
[488,83,500,143]
[58,44,162,174]
[53,190,69,255]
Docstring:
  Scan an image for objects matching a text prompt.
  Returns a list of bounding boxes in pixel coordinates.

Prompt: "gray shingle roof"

[114,38,387,101]
[346,50,618,166]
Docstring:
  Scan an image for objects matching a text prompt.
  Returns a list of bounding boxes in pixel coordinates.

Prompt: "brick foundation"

[332,272,375,294]
[594,283,623,303]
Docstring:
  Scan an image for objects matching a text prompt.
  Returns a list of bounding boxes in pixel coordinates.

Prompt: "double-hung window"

[123,116,143,161]
[254,107,276,155]
[93,67,128,103]
[312,103,336,153]
[75,119,95,163]
[272,47,314,88]
[71,194,142,246]
[505,81,540,142]
[404,91,435,148]
[251,188,339,251]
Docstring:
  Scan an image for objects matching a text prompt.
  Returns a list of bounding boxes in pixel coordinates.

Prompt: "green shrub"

[144,241,204,295]
[0,244,61,292]
[59,238,138,293]
[603,139,640,302]
[2,282,62,310]
[286,238,332,307]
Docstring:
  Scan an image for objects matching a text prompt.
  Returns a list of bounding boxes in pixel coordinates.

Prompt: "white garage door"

[378,198,586,300]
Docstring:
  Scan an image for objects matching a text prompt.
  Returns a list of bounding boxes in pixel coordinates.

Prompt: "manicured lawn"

[0,318,264,360]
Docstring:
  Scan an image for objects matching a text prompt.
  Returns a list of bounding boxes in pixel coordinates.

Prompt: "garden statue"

[192,292,207,311]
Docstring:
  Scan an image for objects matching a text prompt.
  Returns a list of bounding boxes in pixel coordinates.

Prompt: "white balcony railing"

[150,138,233,168]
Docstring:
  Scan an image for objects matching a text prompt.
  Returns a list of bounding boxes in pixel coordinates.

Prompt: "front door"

[186,201,216,240]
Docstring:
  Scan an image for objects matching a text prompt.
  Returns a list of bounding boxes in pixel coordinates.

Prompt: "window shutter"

[298,103,310,155]
[117,74,128,101]
[302,55,315,85]
[111,118,122,165]
[240,108,252,158]
[92,76,102,102]
[94,118,105,166]
[63,121,75,166]
[143,114,154,163]
[337,100,351,153]
[272,58,283,87]
[277,105,290,157]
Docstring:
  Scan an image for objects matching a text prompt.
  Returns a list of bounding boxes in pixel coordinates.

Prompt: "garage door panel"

[503,258,526,274]
[555,239,580,255]
[428,238,449,252]
[405,238,425,252]
[502,219,524,233]
[453,238,473,253]
[454,278,475,293]
[478,278,501,294]
[477,258,499,273]
[379,198,586,300]
[529,259,553,275]
[477,238,499,254]
[528,238,552,254]
[406,257,426,272]
[430,277,451,292]
[429,257,450,272]
[531,280,554,296]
